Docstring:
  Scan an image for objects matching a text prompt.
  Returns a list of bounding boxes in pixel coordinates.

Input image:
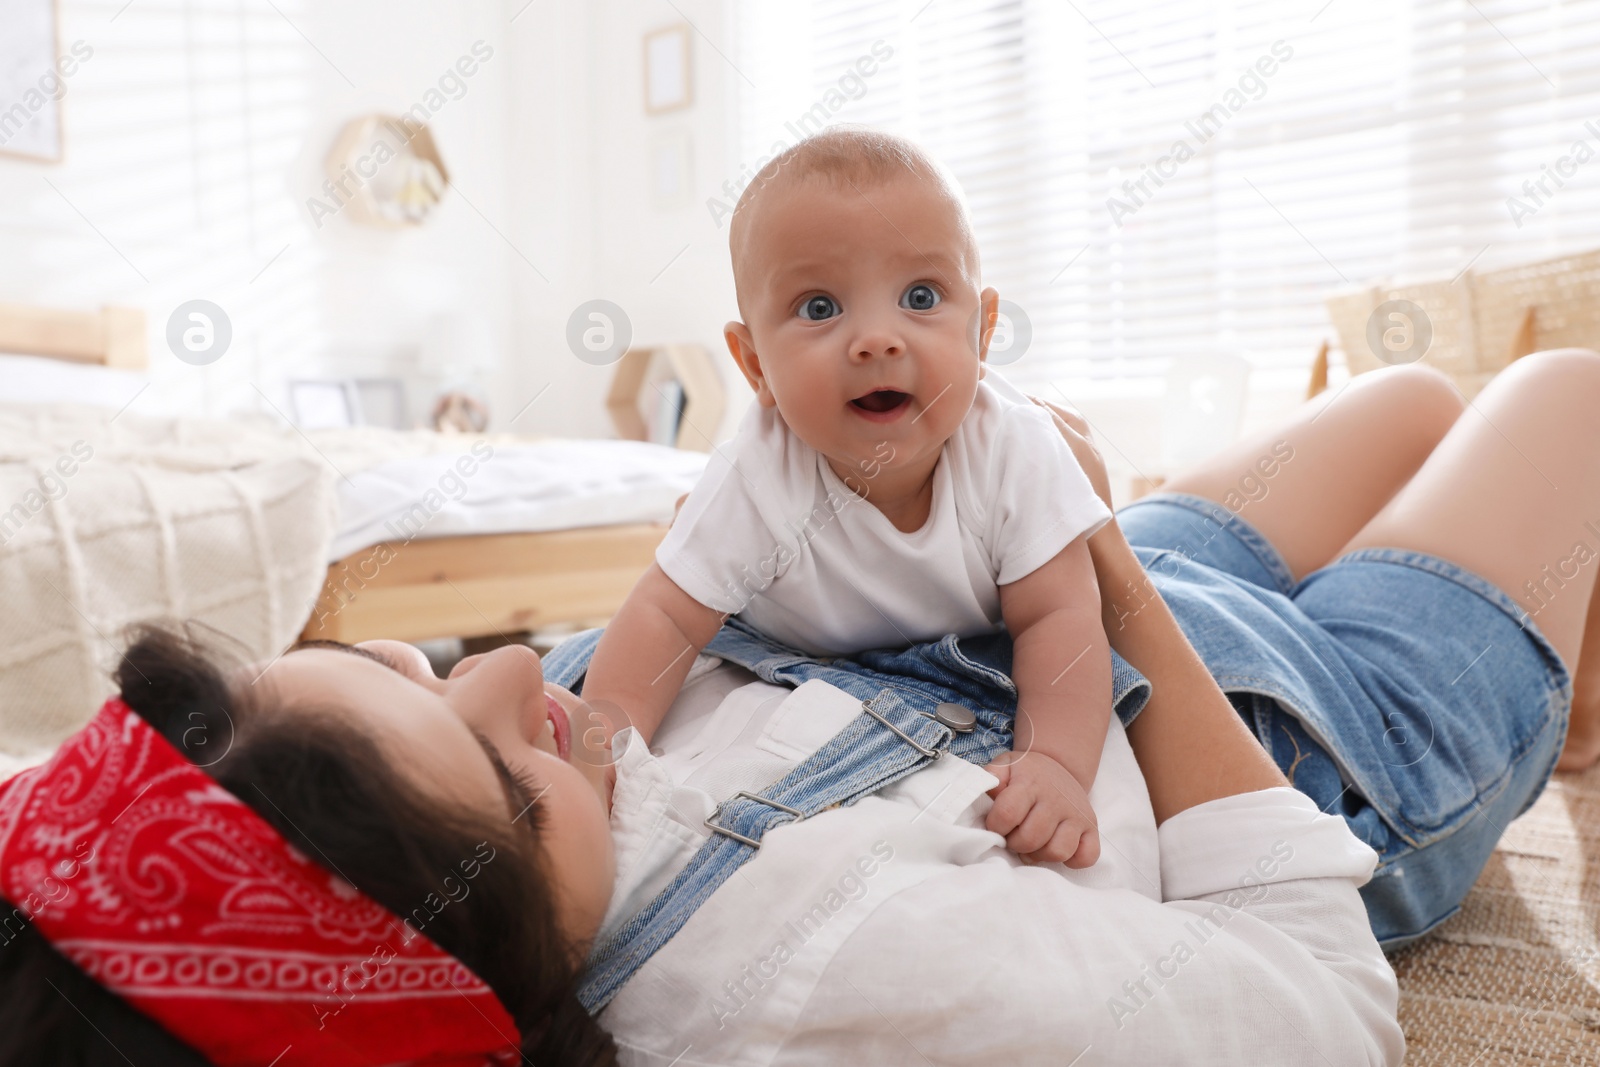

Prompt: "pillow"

[0,353,149,409]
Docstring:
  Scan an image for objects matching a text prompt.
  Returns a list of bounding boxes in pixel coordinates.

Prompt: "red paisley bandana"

[0,698,521,1067]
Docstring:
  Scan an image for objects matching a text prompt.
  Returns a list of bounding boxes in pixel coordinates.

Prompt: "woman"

[0,625,619,1067]
[4,350,1597,1063]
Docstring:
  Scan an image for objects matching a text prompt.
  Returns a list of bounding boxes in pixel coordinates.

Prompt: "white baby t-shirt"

[655,370,1112,656]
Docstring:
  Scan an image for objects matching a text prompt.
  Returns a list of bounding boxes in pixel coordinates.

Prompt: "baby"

[584,128,1113,866]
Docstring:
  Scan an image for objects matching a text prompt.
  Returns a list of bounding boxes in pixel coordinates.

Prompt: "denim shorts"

[1116,492,1572,950]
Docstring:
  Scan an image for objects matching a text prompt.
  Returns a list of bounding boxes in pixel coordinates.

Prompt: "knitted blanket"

[0,403,338,777]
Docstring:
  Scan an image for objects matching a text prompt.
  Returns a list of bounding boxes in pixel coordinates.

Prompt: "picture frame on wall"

[0,0,65,163]
[643,24,692,115]
[649,129,693,209]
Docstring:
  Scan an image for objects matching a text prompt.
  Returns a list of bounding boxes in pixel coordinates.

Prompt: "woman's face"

[253,641,617,951]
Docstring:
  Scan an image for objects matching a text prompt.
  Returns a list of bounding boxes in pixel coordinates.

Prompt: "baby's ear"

[975,287,1001,377]
[724,322,777,407]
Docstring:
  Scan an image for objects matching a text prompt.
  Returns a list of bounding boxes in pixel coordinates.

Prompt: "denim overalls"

[543,618,1152,1010]
[542,617,1152,772]
[1117,492,1572,948]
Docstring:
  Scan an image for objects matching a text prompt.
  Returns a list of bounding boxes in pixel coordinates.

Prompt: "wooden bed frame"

[0,301,147,367]
[296,344,724,645]
[2,302,722,646]
[298,524,669,644]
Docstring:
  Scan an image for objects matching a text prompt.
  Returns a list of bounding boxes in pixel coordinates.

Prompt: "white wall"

[492,1,1315,496]
[1,0,1303,488]
[503,0,747,442]
[0,0,747,439]
[0,0,520,426]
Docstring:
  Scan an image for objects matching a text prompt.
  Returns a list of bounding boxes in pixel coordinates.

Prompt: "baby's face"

[726,172,996,479]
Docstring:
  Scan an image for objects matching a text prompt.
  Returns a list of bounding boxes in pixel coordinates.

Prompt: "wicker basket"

[1326,247,1600,396]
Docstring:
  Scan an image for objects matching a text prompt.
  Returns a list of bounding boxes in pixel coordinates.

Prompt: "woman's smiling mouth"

[546,693,571,761]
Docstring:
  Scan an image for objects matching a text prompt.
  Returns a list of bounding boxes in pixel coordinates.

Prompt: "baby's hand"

[984,751,1099,867]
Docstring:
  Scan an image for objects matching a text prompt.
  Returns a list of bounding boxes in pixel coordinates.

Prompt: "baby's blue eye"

[901,284,940,311]
[798,295,840,321]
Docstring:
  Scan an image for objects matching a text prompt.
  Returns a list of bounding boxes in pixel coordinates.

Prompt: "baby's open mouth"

[850,389,912,415]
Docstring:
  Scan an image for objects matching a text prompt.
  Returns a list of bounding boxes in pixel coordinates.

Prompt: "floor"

[1391,760,1600,1063]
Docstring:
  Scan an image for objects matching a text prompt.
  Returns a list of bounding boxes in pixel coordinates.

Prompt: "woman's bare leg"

[1568,579,1600,768]
[1339,349,1600,769]
[1159,364,1466,580]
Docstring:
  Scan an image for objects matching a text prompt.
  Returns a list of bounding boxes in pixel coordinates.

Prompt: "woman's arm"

[778,789,1401,1065]
[1090,529,1287,822]
[1029,399,1286,824]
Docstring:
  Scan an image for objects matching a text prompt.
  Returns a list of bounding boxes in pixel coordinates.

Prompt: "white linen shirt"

[596,663,1405,1066]
[655,371,1112,656]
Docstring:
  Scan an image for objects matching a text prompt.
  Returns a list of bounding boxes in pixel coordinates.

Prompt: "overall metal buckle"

[861,698,940,758]
[704,791,806,849]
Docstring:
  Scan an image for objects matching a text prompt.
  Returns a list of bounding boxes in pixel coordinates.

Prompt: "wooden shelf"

[605,343,726,452]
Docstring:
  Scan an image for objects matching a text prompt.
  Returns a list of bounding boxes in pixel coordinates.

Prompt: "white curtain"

[732,0,1600,384]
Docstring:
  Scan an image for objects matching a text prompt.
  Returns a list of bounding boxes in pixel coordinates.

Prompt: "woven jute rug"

[1391,761,1600,1063]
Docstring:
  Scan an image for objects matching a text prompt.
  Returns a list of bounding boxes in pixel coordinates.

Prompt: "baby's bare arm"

[999,536,1113,791]
[584,563,726,745]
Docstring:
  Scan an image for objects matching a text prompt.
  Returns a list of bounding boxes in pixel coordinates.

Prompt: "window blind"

[731,0,1600,384]
[5,0,322,414]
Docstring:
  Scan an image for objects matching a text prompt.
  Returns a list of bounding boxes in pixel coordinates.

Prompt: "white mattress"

[326,437,707,561]
[0,352,708,566]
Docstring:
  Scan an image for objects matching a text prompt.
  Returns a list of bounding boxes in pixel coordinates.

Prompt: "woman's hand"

[1029,396,1113,512]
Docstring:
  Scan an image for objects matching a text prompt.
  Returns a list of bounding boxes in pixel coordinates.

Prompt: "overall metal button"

[932,702,976,733]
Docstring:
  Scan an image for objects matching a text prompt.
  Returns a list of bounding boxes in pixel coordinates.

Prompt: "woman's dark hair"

[0,624,616,1066]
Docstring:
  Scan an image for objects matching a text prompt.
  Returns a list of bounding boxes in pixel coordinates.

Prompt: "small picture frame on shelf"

[643,24,692,114]
[289,377,409,429]
[290,380,357,430]
[352,377,408,429]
